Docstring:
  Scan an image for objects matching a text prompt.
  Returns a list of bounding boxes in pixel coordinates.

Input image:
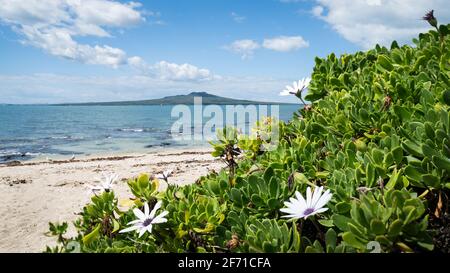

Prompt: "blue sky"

[0,0,448,104]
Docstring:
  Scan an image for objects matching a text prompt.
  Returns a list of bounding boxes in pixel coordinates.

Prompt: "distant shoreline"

[0,102,301,106]
[0,92,302,106]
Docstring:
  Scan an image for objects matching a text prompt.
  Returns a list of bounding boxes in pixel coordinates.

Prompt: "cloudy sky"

[0,0,448,104]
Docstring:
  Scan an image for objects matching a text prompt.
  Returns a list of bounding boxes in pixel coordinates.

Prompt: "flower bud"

[423,10,438,28]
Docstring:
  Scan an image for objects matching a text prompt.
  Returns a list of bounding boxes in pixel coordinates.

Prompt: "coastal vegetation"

[46,15,450,253]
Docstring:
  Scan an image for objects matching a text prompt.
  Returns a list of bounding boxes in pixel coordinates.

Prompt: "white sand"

[0,148,224,253]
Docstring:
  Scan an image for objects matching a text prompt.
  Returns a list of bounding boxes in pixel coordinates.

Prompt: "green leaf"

[385,168,402,190]
[370,219,386,235]
[392,147,403,165]
[377,55,394,71]
[402,140,423,157]
[443,90,450,106]
[439,24,449,36]
[112,219,120,234]
[82,224,101,245]
[251,194,265,207]
[267,198,280,210]
[413,55,427,71]
[263,167,275,183]
[138,174,149,189]
[432,155,450,172]
[366,163,376,187]
[269,177,279,198]
[424,122,435,140]
[335,202,352,214]
[305,246,321,253]
[342,232,366,250]
[325,229,337,252]
[394,105,412,121]
[387,219,403,237]
[262,242,276,253]
[332,215,351,232]
[230,188,243,207]
[318,219,334,227]
[422,174,440,188]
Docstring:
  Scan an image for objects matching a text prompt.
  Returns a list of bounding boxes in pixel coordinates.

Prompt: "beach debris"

[5,178,31,187]
[70,154,76,161]
[280,186,332,220]
[87,173,119,195]
[119,201,168,238]
[5,160,22,167]
[226,235,241,250]
[156,169,173,183]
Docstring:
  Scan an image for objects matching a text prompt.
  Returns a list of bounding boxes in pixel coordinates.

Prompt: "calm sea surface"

[0,104,301,162]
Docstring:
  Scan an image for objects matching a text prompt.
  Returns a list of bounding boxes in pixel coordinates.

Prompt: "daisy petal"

[133,208,146,220]
[144,202,150,217]
[294,191,308,209]
[119,225,140,234]
[315,190,333,209]
[152,211,169,223]
[150,201,162,219]
[311,186,323,208]
[138,227,146,238]
[127,219,142,225]
[306,187,313,208]
[152,216,168,224]
[280,208,295,214]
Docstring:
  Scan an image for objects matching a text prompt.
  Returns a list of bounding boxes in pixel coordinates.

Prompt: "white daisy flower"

[156,169,173,183]
[280,186,332,220]
[88,173,119,195]
[119,201,168,238]
[280,77,311,96]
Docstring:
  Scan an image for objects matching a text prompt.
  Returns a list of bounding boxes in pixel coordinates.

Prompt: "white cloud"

[231,12,246,23]
[311,6,324,17]
[0,0,215,81]
[312,0,450,49]
[224,39,260,59]
[152,61,214,81]
[263,36,309,52]
[0,0,144,67]
[67,0,144,28]
[225,36,309,58]
[127,56,149,71]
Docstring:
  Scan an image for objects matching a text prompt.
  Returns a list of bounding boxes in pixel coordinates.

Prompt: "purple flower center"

[303,208,315,216]
[143,218,153,227]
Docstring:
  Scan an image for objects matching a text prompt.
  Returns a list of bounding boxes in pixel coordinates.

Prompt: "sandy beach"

[0,148,224,253]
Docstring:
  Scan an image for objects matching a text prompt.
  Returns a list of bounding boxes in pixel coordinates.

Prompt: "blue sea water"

[0,104,301,163]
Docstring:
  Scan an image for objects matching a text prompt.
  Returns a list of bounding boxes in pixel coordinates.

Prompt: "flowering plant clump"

[281,186,332,220]
[120,201,168,238]
[87,173,119,195]
[46,18,450,253]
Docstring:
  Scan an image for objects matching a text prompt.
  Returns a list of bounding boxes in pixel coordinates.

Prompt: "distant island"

[53,92,299,106]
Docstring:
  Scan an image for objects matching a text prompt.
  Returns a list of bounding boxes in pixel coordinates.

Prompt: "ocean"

[0,104,301,163]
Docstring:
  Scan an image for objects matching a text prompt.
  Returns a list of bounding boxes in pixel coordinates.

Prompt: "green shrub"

[46,21,450,253]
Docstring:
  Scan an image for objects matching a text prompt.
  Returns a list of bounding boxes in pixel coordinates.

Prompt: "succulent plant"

[47,21,450,253]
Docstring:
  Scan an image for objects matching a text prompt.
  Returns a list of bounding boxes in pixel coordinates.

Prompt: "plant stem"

[311,217,325,242]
